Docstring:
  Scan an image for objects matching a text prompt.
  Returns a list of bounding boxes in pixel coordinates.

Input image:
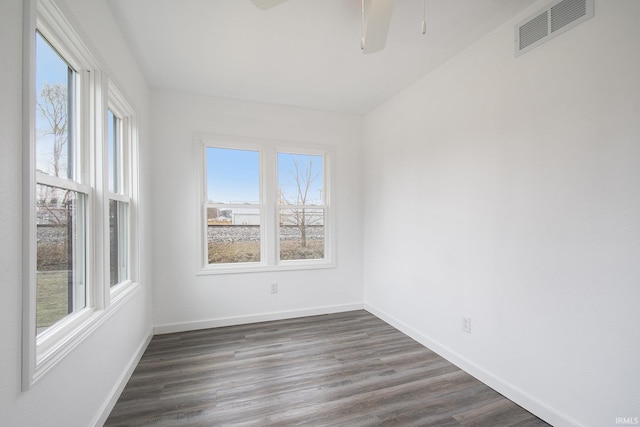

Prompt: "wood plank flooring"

[105,311,550,426]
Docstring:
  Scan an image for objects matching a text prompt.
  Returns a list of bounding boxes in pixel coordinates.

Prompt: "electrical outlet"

[270,282,278,294]
[462,316,471,334]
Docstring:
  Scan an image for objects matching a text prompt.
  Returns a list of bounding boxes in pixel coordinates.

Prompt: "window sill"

[197,260,336,276]
[27,282,141,389]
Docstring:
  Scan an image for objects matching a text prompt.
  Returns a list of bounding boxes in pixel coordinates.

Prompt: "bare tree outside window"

[279,156,322,247]
[35,81,71,228]
[37,83,68,178]
[278,153,325,260]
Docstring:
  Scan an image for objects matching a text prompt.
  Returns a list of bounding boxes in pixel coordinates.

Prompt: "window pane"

[107,110,121,193]
[207,207,260,264]
[109,200,128,287]
[36,185,86,334]
[278,153,323,206]
[279,208,324,261]
[35,32,75,180]
[206,147,260,204]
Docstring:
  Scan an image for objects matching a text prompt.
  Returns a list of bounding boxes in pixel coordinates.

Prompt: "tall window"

[200,137,333,273]
[205,147,262,264]
[277,153,325,261]
[24,0,139,389]
[35,31,88,334]
[107,105,132,288]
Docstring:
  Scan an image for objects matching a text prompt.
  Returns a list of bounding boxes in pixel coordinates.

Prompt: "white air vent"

[515,0,594,56]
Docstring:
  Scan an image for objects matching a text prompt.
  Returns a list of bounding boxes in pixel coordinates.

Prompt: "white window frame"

[196,134,336,275]
[22,0,140,390]
[202,141,266,268]
[276,147,331,267]
[104,83,138,303]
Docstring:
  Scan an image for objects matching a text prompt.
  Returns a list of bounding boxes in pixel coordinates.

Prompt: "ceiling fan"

[250,0,407,54]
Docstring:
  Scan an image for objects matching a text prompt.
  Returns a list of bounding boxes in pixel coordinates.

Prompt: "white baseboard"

[91,327,154,427]
[364,303,582,427]
[154,302,364,335]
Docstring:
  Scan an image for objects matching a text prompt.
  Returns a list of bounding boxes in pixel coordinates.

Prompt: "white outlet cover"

[462,316,471,333]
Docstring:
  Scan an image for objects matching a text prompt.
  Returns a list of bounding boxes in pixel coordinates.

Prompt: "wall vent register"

[515,0,594,56]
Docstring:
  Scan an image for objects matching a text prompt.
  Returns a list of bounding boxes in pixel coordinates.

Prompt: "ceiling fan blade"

[363,0,395,54]
[251,0,289,10]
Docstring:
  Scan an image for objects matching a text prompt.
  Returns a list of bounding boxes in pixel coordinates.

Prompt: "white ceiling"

[107,0,537,114]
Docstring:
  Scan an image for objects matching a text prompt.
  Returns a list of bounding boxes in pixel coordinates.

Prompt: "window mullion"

[263,147,277,266]
[90,68,107,310]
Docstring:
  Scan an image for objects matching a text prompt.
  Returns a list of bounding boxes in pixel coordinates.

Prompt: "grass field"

[208,242,261,264]
[36,236,71,332]
[280,240,324,260]
[36,270,69,331]
[208,240,324,264]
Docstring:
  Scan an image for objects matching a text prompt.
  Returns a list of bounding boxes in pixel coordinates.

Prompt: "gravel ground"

[37,225,67,245]
[208,225,323,242]
[38,225,323,246]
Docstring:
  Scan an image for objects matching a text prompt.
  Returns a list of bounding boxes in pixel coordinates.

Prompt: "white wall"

[0,0,153,425]
[150,90,364,332]
[362,1,640,426]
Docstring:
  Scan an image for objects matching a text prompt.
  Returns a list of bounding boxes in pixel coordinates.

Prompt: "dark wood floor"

[105,310,550,426]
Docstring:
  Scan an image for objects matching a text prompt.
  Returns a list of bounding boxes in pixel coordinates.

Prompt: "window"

[106,89,135,290]
[206,147,262,264]
[108,110,127,286]
[34,30,89,336]
[277,152,326,261]
[23,0,139,388]
[199,136,334,273]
